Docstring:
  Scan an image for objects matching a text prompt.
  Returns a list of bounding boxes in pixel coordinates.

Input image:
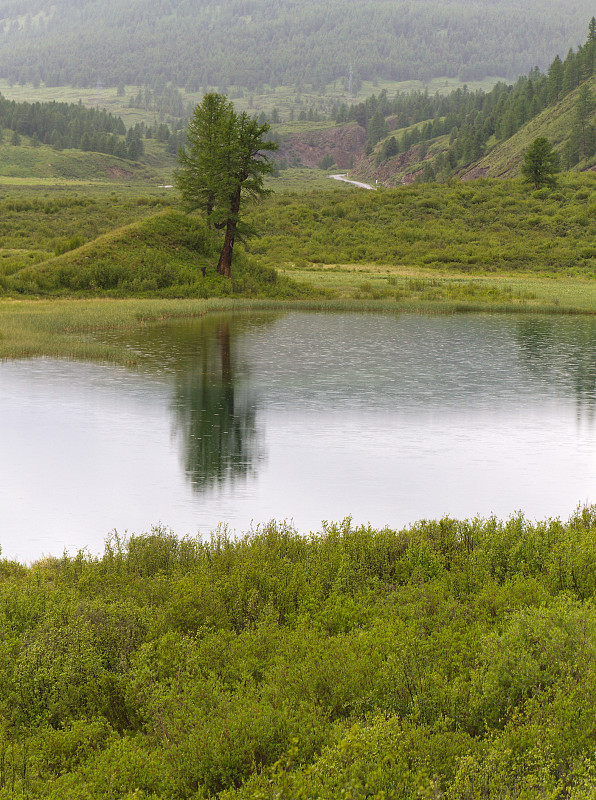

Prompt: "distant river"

[2,311,596,563]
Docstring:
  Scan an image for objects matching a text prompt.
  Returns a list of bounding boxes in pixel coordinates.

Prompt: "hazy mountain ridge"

[0,0,592,89]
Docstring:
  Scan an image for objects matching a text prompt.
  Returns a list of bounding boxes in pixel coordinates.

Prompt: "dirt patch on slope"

[356,145,428,187]
[280,123,367,169]
[460,166,489,181]
[106,165,134,179]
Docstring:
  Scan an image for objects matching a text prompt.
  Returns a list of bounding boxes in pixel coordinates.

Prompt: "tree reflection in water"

[172,317,263,491]
[515,317,596,423]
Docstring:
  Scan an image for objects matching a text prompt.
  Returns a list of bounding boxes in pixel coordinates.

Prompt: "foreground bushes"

[2,511,596,797]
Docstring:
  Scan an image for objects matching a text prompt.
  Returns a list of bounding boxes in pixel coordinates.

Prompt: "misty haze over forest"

[0,0,593,90]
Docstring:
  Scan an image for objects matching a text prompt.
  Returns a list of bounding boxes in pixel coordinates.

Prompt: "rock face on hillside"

[460,166,490,181]
[280,123,366,169]
[355,145,428,187]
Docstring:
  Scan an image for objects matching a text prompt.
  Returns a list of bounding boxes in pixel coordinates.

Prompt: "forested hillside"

[0,0,592,89]
[324,20,596,184]
[0,94,131,153]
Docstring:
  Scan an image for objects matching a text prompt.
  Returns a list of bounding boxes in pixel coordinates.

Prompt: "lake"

[2,311,596,563]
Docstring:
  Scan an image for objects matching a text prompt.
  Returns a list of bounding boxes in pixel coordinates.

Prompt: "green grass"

[200,75,509,123]
[4,210,303,300]
[0,297,240,360]
[0,137,169,183]
[267,167,355,192]
[2,175,596,319]
[0,81,170,129]
[2,170,596,322]
[0,191,175,277]
[0,76,507,128]
[247,173,596,282]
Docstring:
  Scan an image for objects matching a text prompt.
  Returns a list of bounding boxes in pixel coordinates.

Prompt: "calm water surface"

[2,312,596,562]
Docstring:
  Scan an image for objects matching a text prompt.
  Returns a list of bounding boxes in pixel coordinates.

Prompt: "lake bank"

[3,176,596,308]
[1,281,596,362]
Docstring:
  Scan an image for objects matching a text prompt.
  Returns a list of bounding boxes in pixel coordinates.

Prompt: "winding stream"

[329,173,376,190]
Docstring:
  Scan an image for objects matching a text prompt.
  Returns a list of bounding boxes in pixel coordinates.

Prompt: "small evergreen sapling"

[521,137,560,189]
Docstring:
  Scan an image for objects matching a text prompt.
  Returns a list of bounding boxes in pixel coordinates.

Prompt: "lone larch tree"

[175,93,277,278]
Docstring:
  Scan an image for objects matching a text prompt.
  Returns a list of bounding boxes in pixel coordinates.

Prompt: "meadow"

[0,76,506,129]
[1,172,596,362]
[248,174,596,277]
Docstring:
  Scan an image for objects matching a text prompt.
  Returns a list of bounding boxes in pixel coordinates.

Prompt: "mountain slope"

[465,79,596,178]
[0,0,593,89]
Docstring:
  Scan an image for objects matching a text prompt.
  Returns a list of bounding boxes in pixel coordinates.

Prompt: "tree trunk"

[217,188,241,278]
[218,222,235,278]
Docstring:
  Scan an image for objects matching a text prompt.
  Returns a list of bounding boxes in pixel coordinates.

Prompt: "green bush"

[2,512,596,796]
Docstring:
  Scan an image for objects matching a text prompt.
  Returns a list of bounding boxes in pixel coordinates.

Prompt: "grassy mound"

[7,210,308,298]
[0,139,159,182]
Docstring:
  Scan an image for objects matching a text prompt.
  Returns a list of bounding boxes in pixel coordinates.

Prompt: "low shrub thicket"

[2,510,596,796]
[247,175,596,277]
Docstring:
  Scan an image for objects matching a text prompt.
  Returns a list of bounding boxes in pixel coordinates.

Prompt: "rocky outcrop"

[280,123,367,169]
[355,145,429,187]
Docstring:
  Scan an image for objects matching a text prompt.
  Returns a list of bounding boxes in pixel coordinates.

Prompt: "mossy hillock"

[7,210,307,298]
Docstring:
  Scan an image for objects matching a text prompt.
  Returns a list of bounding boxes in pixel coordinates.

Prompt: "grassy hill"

[347,79,596,187]
[0,137,172,184]
[5,210,305,299]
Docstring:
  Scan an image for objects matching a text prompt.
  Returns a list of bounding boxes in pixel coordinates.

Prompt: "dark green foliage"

[343,73,553,180]
[574,82,595,159]
[0,0,591,90]
[343,20,596,183]
[3,510,596,796]
[0,93,127,156]
[521,137,560,188]
[547,54,564,102]
[176,94,277,278]
[366,108,388,149]
[318,153,335,170]
[380,135,399,161]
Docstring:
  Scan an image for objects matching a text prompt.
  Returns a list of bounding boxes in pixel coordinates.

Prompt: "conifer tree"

[547,55,564,103]
[521,137,560,189]
[175,93,277,278]
[575,83,594,160]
